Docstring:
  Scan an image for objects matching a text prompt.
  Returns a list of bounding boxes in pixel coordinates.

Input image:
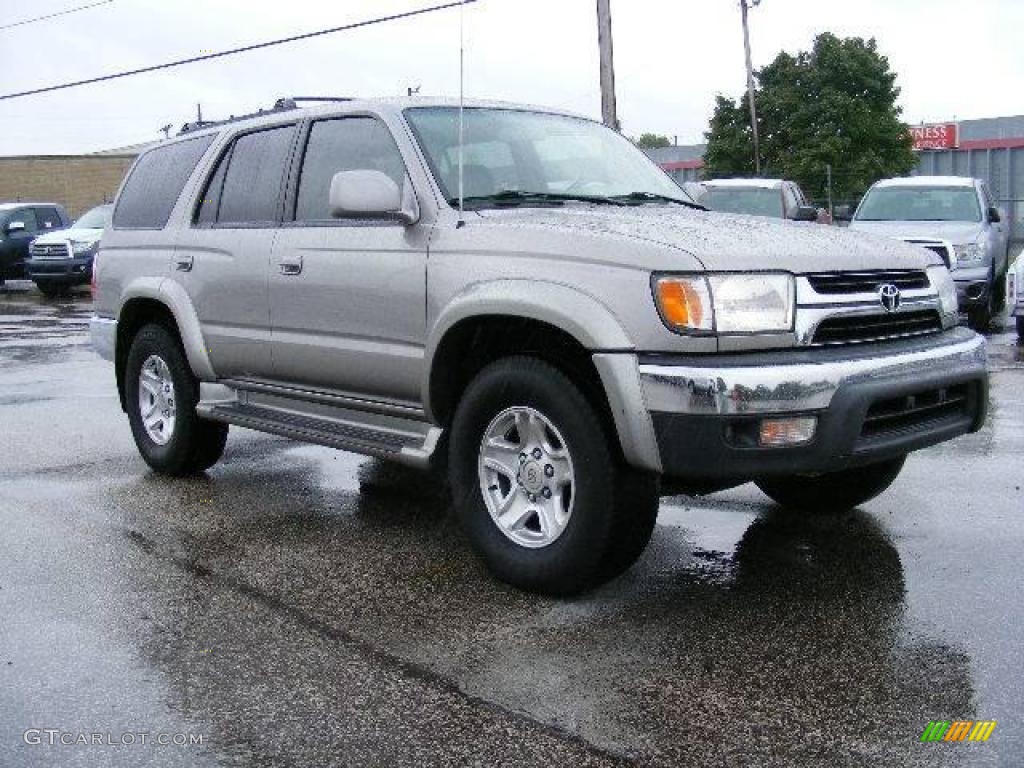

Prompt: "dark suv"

[0,203,70,284]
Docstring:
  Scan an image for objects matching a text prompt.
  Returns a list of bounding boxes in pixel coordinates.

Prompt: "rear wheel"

[1016,315,1024,341]
[125,323,228,476]
[755,456,906,513]
[449,356,658,595]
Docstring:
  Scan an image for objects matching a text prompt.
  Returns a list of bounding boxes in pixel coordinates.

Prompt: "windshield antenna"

[457,0,465,227]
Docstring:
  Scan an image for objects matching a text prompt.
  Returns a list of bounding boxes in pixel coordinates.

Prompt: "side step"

[197,384,441,468]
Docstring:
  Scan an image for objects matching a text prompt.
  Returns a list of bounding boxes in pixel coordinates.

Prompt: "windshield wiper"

[449,190,631,208]
[609,191,706,210]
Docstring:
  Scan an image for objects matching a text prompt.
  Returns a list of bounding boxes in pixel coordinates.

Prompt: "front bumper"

[90,316,116,362]
[953,265,991,308]
[26,255,94,284]
[637,328,987,479]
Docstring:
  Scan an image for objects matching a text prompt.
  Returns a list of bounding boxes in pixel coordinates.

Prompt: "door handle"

[279,256,302,276]
[175,254,193,272]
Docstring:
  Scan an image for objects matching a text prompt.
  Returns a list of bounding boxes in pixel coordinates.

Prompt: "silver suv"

[848,176,1011,330]
[92,98,988,595]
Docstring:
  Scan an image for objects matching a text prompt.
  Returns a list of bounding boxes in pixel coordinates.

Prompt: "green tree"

[634,133,672,149]
[704,33,917,200]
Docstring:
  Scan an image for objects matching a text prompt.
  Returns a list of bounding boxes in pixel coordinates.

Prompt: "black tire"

[600,468,659,581]
[36,281,64,298]
[1017,315,1024,341]
[755,456,906,513]
[125,323,228,476]
[449,356,657,595]
[967,271,996,332]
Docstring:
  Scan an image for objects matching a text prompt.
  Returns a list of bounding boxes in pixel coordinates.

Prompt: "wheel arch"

[424,281,661,472]
[114,278,214,409]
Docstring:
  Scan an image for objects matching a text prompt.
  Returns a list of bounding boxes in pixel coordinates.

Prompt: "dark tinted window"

[10,208,39,232]
[196,147,230,225]
[218,126,296,225]
[36,207,63,229]
[113,134,215,228]
[295,118,406,221]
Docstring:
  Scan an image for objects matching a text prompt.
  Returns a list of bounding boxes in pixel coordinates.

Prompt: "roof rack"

[178,96,355,135]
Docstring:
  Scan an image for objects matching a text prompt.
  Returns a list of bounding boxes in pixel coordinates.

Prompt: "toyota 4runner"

[91,98,988,595]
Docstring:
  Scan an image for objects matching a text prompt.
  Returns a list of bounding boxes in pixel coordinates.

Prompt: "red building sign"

[911,123,959,150]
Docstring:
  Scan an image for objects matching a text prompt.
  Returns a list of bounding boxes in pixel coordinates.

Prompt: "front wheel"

[449,356,658,595]
[125,323,228,476]
[36,281,66,298]
[754,457,906,513]
[1016,315,1024,341]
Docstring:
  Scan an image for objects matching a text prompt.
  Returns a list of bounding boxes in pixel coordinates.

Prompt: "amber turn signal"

[654,277,712,331]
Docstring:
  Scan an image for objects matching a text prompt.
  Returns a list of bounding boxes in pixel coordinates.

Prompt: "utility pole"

[739,0,761,175]
[596,0,618,130]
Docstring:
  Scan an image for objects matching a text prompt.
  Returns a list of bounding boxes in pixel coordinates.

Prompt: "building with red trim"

[646,114,1024,240]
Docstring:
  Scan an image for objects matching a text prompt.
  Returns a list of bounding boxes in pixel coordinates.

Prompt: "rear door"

[267,115,428,403]
[175,123,299,381]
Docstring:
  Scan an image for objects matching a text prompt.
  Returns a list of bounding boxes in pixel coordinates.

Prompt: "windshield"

[73,205,112,229]
[856,186,981,222]
[404,107,692,207]
[700,186,783,218]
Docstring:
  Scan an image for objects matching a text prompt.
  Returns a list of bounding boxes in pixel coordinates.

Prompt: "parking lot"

[1,281,1021,767]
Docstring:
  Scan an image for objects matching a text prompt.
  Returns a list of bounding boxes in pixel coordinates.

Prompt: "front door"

[268,116,428,404]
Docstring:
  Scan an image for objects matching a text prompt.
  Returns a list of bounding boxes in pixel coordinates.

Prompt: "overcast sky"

[1,0,1022,155]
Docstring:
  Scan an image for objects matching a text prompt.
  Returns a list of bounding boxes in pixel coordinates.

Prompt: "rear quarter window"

[113,134,215,229]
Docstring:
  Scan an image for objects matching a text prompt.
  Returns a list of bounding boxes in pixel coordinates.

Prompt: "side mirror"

[833,205,853,222]
[6,221,26,234]
[988,206,1002,223]
[793,205,818,222]
[329,170,418,224]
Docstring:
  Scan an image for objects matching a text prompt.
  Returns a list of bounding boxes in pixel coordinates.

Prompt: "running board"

[196,383,441,468]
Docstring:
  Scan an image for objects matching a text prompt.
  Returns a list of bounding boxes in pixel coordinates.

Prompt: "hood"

[32,227,102,245]
[848,219,984,246]
[475,205,937,272]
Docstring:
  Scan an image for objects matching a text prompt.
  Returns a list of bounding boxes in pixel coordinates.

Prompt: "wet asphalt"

[0,280,1022,768]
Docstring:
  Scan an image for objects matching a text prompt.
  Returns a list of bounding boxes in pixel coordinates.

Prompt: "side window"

[113,134,215,228]
[13,208,39,232]
[196,147,230,225]
[980,183,995,209]
[36,207,62,230]
[295,118,406,222]
[782,185,798,216]
[217,125,296,225]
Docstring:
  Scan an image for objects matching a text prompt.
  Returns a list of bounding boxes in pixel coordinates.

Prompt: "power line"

[0,0,479,102]
[0,0,113,32]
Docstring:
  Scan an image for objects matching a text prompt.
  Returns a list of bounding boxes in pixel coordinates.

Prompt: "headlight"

[927,265,958,316]
[654,273,795,334]
[953,235,986,263]
[70,240,97,254]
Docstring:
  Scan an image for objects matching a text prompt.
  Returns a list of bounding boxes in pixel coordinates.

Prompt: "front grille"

[806,270,929,295]
[811,309,942,345]
[861,383,972,440]
[904,240,952,268]
[30,242,70,260]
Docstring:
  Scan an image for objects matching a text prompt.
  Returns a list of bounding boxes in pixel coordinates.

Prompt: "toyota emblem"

[878,283,902,313]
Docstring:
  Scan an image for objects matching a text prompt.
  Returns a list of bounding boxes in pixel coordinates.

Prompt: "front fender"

[424,280,662,472]
[119,277,216,380]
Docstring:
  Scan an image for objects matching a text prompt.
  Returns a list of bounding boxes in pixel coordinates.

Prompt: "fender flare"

[118,277,216,381]
[423,280,662,472]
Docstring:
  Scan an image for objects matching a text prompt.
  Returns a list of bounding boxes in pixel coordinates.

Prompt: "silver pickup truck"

[91,97,988,595]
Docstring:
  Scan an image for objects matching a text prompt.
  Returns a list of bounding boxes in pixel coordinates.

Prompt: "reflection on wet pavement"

[1,280,1021,766]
